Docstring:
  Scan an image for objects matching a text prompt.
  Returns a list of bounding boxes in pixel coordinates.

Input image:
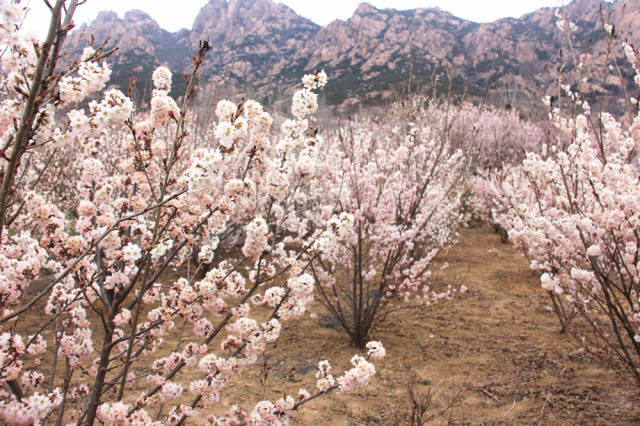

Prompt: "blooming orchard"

[0,2,386,424]
[473,18,640,382]
[8,0,638,423]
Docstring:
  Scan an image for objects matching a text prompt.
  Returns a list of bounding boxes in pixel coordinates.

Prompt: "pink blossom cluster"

[292,70,327,119]
[242,217,269,259]
[452,103,549,171]
[0,389,63,426]
[0,231,51,316]
[59,48,112,104]
[150,67,180,126]
[336,355,376,393]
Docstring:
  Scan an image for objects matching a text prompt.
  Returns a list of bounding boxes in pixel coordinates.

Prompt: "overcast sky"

[21,0,570,39]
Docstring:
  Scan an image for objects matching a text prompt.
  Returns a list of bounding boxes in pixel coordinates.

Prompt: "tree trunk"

[82,323,114,425]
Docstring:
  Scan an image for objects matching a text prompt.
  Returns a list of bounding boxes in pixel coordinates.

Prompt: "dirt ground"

[16,223,640,424]
[221,223,640,425]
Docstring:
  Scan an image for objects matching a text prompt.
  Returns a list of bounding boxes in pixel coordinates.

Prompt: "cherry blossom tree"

[307,98,470,347]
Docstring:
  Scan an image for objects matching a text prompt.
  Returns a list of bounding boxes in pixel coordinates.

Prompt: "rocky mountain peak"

[122,10,163,35]
[352,3,380,17]
[66,0,638,114]
[93,11,119,23]
[191,0,318,43]
[123,9,155,23]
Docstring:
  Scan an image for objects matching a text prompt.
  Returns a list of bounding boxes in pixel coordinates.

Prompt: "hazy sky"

[21,0,569,39]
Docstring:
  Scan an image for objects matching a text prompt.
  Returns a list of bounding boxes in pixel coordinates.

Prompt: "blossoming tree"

[306,98,470,347]
[473,17,640,383]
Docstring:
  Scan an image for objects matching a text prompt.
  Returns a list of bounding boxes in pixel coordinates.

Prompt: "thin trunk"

[0,0,65,242]
[81,323,115,425]
[54,359,73,426]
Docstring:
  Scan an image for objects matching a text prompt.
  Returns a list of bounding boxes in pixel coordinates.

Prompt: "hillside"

[64,0,640,114]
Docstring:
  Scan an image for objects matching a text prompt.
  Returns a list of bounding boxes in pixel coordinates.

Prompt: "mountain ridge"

[64,0,640,115]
